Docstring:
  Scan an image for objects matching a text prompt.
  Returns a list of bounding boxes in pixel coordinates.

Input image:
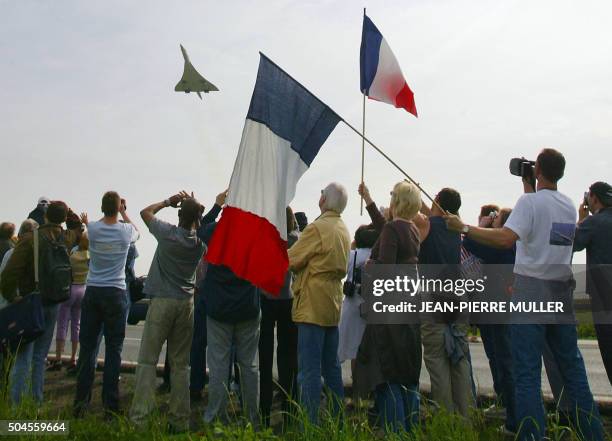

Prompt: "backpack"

[34,229,72,304]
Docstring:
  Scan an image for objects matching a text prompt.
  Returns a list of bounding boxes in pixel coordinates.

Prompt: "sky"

[1,0,611,274]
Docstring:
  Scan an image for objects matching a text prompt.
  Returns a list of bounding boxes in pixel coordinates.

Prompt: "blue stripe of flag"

[360,15,383,94]
[247,54,341,167]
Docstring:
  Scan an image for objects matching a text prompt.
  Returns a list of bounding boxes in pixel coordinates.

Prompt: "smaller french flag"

[360,14,417,117]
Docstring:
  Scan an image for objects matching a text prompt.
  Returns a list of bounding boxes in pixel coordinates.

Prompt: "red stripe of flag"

[205,206,288,295]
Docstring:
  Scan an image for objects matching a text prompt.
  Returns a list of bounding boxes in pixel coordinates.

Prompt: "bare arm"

[119,198,136,229]
[465,226,518,249]
[140,201,167,226]
[420,199,432,217]
[445,214,518,249]
[412,213,430,242]
[140,191,189,226]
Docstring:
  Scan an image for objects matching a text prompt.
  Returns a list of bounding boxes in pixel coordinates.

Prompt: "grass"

[2,388,607,441]
[0,359,609,441]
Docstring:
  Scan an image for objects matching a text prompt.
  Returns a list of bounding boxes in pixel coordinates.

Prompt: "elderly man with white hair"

[288,182,351,424]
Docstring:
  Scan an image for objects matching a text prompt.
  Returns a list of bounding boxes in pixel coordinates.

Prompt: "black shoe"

[47,360,63,372]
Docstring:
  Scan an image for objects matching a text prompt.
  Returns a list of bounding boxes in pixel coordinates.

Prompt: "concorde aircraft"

[174,44,219,99]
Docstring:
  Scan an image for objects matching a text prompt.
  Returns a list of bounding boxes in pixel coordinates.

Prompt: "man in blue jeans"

[446,148,603,441]
[288,183,351,424]
[74,192,139,417]
[1,204,79,405]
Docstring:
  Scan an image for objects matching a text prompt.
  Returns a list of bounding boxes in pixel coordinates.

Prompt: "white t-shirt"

[505,189,576,280]
[87,221,139,290]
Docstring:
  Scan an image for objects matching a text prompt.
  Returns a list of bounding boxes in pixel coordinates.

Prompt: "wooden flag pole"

[341,118,446,214]
[360,91,366,215]
[360,7,367,216]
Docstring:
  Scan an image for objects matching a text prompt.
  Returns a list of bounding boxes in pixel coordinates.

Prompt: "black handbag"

[129,276,147,304]
[343,252,359,297]
[0,293,45,351]
[0,235,46,350]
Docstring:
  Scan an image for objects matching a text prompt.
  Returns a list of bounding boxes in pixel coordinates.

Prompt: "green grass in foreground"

[1,391,603,441]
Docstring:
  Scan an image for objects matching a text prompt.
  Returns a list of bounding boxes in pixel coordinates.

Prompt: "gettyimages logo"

[359,264,608,325]
[372,274,486,297]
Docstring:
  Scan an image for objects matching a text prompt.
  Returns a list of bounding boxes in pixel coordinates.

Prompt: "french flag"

[205,53,341,295]
[360,14,418,117]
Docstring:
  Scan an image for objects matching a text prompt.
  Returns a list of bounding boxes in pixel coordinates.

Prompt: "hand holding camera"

[509,157,536,192]
[167,191,191,208]
[579,191,590,222]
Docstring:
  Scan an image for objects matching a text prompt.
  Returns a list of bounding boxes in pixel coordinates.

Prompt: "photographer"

[73,192,139,418]
[573,181,612,386]
[445,149,603,441]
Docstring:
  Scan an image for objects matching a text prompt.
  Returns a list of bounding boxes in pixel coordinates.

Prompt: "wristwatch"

[461,224,469,235]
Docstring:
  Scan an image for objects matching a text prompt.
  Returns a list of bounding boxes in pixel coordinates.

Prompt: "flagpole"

[257,51,442,213]
[360,92,366,215]
[360,7,366,216]
[341,118,446,214]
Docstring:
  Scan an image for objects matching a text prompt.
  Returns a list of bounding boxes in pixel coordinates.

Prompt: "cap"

[38,196,50,205]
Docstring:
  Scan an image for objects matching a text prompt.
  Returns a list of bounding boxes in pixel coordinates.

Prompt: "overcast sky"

[2,0,611,273]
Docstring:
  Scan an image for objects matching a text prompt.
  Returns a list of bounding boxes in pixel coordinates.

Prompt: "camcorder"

[509,157,536,189]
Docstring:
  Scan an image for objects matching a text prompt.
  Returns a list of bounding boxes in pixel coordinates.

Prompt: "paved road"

[57,324,612,402]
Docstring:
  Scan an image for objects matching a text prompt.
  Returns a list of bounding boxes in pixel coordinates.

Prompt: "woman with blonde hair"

[354,180,428,434]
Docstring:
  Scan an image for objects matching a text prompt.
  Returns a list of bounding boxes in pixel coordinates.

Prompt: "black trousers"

[258,296,298,426]
[595,323,612,386]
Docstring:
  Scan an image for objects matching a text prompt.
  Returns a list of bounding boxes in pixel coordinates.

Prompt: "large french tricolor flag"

[360,14,418,117]
[205,53,341,295]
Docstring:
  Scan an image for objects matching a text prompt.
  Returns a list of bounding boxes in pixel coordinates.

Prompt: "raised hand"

[215,189,229,207]
[358,182,373,205]
[168,191,189,208]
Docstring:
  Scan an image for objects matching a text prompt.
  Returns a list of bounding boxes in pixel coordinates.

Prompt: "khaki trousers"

[130,297,194,429]
[421,323,474,418]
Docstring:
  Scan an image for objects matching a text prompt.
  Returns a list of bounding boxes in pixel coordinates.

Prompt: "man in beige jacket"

[289,182,351,424]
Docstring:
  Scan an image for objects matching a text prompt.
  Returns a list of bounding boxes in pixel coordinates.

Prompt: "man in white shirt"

[445,149,603,441]
[74,191,139,418]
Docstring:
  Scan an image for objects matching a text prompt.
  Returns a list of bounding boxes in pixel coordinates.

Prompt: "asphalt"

[51,323,612,404]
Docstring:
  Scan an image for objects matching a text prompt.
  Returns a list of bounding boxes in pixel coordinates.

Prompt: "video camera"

[509,157,536,189]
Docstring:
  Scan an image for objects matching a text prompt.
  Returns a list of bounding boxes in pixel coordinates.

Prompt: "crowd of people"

[0,147,611,441]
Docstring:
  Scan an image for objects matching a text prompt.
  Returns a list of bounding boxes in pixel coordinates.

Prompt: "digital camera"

[509,157,536,189]
[509,157,535,177]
